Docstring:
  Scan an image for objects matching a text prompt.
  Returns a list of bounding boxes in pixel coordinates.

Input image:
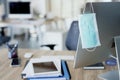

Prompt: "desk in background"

[0,49,117,80]
[0,19,45,40]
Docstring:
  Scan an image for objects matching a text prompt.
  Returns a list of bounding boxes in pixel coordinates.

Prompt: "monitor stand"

[98,36,120,80]
[83,62,104,70]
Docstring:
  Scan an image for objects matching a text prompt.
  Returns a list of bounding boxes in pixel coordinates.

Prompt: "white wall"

[49,0,114,18]
[50,0,83,18]
[31,0,47,17]
[98,0,112,2]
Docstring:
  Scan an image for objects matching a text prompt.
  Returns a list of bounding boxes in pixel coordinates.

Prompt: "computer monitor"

[74,2,120,80]
[7,1,33,19]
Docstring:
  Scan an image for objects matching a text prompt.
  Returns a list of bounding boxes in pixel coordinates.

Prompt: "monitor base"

[98,70,119,80]
[83,63,104,70]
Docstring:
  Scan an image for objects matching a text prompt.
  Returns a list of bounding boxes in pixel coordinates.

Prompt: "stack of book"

[21,58,71,80]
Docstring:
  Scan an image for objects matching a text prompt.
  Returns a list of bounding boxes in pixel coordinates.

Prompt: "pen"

[7,42,18,58]
[10,43,18,57]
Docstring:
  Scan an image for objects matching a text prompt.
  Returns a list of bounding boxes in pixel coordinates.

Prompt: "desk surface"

[0,19,45,28]
[0,49,117,80]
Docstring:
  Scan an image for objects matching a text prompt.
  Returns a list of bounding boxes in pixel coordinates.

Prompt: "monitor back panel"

[74,2,120,68]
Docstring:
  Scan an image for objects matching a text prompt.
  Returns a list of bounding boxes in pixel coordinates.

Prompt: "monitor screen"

[7,1,33,19]
[9,2,30,14]
[74,2,120,68]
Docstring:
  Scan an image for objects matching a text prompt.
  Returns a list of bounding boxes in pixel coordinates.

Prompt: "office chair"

[40,21,79,50]
[0,27,11,45]
[65,21,79,50]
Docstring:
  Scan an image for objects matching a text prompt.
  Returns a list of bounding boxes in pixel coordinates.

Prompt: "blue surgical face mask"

[79,13,101,49]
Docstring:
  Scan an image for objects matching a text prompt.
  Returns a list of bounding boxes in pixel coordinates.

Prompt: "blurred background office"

[0,0,119,50]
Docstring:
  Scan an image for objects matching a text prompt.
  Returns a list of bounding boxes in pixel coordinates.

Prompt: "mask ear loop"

[82,2,86,14]
[82,2,94,14]
[91,2,94,13]
[85,47,96,52]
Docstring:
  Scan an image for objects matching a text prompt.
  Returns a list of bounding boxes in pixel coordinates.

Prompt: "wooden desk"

[0,49,117,80]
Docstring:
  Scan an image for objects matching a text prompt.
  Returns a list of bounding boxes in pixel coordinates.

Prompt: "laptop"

[98,36,120,80]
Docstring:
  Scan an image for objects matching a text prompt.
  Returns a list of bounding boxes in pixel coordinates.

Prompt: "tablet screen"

[33,62,57,73]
